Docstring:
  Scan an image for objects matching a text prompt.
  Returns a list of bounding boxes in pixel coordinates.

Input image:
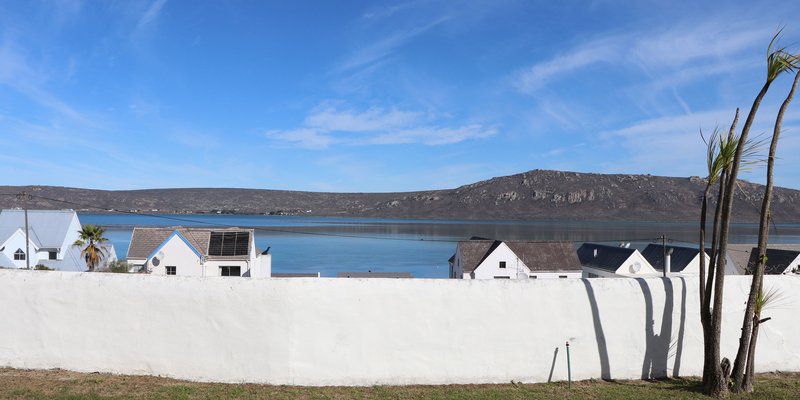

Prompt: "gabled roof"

[745,247,800,275]
[505,241,581,272]
[126,226,254,260]
[577,243,637,272]
[728,244,800,274]
[455,239,581,273]
[453,240,499,273]
[0,209,77,249]
[642,244,703,272]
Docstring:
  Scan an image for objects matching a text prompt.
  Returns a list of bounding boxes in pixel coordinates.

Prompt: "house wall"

[781,255,800,275]
[60,214,83,260]
[614,252,659,277]
[203,260,251,277]
[581,266,618,278]
[2,270,799,386]
[147,235,203,276]
[0,229,38,268]
[470,243,530,279]
[669,253,709,275]
[529,271,582,279]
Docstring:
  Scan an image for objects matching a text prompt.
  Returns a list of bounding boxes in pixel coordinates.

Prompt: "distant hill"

[2,169,800,222]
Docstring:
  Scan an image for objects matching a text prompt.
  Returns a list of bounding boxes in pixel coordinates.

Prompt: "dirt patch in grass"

[0,368,798,399]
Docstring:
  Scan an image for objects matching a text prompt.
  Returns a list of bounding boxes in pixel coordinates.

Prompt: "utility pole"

[660,234,667,278]
[17,192,32,269]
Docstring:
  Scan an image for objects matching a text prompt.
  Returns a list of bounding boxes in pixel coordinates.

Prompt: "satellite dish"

[630,262,641,273]
[157,251,165,259]
[152,257,161,267]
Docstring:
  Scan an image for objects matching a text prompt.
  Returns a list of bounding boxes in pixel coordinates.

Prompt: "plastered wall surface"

[0,270,797,386]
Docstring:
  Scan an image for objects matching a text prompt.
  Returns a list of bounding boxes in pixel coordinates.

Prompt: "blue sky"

[2,1,800,192]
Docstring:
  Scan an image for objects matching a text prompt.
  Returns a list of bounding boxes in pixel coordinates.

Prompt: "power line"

[0,192,722,245]
[6,193,464,243]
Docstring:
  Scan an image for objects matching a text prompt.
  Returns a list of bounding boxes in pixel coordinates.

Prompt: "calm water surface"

[78,214,800,279]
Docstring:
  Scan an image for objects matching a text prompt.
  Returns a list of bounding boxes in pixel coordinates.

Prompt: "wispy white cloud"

[516,37,619,93]
[515,20,772,94]
[305,105,419,132]
[265,128,336,149]
[266,104,496,148]
[0,37,91,124]
[593,106,800,179]
[337,16,449,73]
[135,0,168,32]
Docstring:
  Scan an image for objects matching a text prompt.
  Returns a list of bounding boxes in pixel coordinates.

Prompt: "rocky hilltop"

[2,170,800,222]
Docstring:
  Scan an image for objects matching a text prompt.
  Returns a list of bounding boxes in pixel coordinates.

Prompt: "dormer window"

[14,249,25,260]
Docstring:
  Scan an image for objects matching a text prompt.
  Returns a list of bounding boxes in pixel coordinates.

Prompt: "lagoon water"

[79,213,800,278]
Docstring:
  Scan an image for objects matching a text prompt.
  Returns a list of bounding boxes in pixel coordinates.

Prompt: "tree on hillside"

[74,224,109,272]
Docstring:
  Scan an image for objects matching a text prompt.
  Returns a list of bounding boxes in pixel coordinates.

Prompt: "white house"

[449,239,582,279]
[641,244,711,275]
[577,243,658,278]
[725,244,800,276]
[125,227,271,277]
[0,209,116,271]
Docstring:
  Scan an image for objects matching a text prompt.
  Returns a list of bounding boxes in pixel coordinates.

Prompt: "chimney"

[664,248,673,277]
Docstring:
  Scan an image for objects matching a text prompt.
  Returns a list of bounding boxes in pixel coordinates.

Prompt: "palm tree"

[74,225,109,272]
[699,32,795,398]
[732,68,799,393]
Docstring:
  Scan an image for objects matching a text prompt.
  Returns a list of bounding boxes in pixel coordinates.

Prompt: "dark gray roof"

[577,243,637,272]
[337,271,413,278]
[127,226,254,260]
[728,244,800,274]
[455,240,581,273]
[642,244,703,272]
[745,248,800,274]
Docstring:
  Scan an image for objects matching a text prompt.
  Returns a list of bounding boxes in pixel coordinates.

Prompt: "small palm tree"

[74,225,108,272]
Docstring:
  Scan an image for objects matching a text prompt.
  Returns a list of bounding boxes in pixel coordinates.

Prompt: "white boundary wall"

[0,270,798,386]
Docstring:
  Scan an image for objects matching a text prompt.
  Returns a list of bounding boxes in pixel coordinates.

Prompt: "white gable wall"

[0,229,39,268]
[665,253,709,275]
[147,234,203,276]
[614,251,658,277]
[583,250,659,278]
[57,213,83,260]
[472,243,530,279]
[780,254,800,275]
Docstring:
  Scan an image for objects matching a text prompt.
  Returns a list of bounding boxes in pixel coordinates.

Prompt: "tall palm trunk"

[700,110,738,388]
[706,80,772,397]
[731,70,799,392]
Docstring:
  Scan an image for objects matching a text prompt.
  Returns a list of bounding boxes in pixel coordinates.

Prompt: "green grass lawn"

[1,368,798,399]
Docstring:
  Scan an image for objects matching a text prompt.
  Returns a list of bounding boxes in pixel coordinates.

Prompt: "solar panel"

[208,232,250,256]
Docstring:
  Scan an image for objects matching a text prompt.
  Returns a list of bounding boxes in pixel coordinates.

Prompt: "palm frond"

[766,29,799,82]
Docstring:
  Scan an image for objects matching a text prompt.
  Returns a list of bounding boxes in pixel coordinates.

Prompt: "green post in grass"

[566,341,572,389]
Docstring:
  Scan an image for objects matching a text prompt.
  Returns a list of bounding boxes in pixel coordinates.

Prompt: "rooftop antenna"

[17,192,32,269]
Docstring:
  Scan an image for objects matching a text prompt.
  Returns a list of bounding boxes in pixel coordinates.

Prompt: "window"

[13,249,25,260]
[588,273,599,278]
[493,276,510,279]
[559,275,568,279]
[208,232,250,256]
[499,261,506,269]
[166,266,176,275]
[220,266,241,277]
[530,275,538,279]
[48,251,57,260]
